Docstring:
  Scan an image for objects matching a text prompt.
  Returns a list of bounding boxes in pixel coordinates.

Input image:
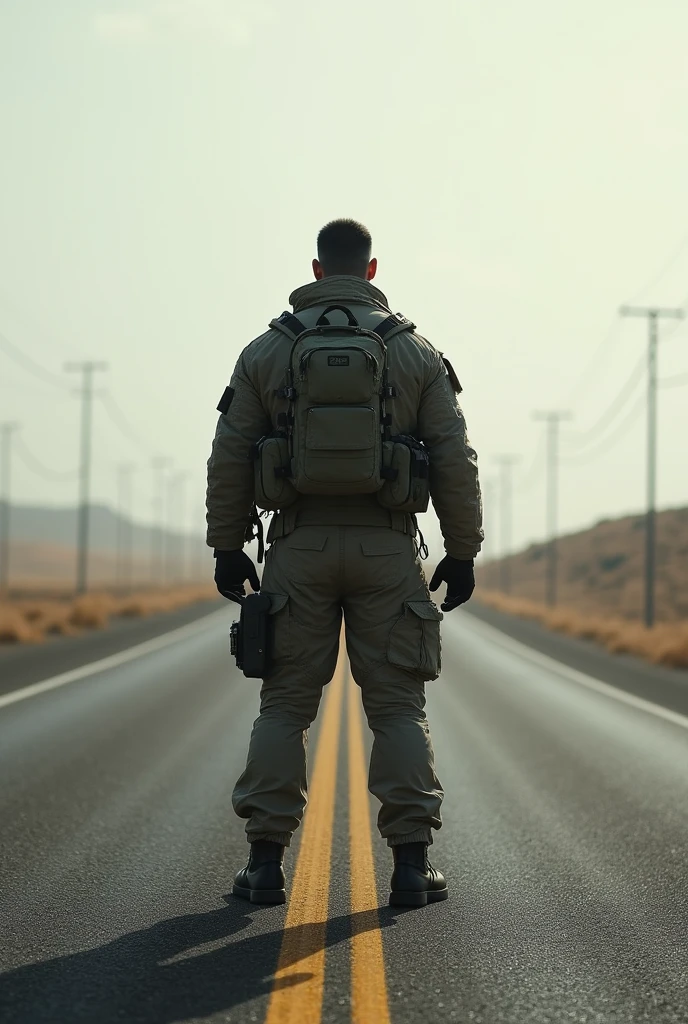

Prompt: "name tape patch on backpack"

[328,355,350,367]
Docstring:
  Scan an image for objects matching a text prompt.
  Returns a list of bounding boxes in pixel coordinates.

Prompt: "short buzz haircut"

[316,219,372,277]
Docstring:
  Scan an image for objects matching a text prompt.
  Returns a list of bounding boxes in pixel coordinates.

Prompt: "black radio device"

[229,593,272,678]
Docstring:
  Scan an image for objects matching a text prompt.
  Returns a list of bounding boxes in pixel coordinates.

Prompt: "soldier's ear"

[313,258,324,281]
[366,258,378,281]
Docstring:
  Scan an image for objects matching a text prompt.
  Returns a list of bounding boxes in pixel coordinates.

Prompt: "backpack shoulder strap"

[269,310,308,341]
[374,312,416,341]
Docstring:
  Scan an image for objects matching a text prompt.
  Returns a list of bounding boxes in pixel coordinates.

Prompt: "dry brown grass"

[0,586,218,645]
[478,589,688,669]
[478,506,688,623]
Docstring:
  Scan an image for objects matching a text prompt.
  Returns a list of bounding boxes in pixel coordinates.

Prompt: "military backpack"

[252,304,430,514]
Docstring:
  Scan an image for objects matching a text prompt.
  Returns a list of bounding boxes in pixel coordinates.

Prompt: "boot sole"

[389,887,449,907]
[232,883,286,905]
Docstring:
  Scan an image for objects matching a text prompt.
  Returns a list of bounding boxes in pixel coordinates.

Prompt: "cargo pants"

[232,524,444,846]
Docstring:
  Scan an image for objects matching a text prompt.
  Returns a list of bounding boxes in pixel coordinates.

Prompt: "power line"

[562,307,688,464]
[99,392,155,455]
[562,392,646,466]
[0,331,69,391]
[515,433,545,492]
[624,229,688,306]
[564,353,646,451]
[15,435,78,480]
[1,328,159,458]
[562,287,688,431]
[562,316,623,405]
[659,371,688,389]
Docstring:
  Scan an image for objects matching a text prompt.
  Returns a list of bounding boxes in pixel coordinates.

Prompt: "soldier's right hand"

[428,556,475,612]
[214,549,261,603]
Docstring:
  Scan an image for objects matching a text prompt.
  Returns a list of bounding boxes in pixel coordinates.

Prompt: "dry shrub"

[117,596,150,618]
[0,585,218,645]
[69,594,116,630]
[477,589,688,669]
[116,586,217,619]
[18,601,79,636]
[0,604,41,643]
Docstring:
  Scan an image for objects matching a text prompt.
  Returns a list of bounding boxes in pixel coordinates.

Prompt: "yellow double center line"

[264,650,391,1024]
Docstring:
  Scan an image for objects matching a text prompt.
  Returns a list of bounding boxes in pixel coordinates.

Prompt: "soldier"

[206,219,482,907]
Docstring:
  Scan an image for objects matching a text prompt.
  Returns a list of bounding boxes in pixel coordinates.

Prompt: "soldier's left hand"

[214,549,261,603]
[428,556,475,612]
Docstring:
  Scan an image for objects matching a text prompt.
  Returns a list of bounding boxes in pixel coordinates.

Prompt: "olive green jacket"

[206,277,483,559]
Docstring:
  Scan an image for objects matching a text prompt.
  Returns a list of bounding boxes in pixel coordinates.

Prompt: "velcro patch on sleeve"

[441,356,463,395]
[217,386,235,414]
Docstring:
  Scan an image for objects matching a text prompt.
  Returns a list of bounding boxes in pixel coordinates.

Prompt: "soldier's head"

[313,219,377,281]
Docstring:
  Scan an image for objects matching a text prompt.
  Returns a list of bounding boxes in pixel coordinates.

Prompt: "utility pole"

[166,472,188,583]
[495,455,519,594]
[151,457,171,585]
[65,361,108,594]
[193,513,206,583]
[116,464,135,591]
[196,538,206,582]
[0,422,20,595]
[533,411,572,607]
[480,478,497,590]
[619,305,684,627]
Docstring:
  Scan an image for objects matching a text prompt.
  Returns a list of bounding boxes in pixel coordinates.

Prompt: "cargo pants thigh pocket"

[264,592,291,668]
[388,599,443,680]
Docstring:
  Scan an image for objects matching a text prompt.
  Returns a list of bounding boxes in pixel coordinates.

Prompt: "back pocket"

[388,599,443,680]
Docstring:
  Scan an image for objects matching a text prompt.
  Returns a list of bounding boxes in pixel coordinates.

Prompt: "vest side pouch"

[254,435,298,511]
[378,438,430,514]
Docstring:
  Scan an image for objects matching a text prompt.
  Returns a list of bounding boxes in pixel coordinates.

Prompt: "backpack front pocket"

[303,348,378,403]
[301,406,379,487]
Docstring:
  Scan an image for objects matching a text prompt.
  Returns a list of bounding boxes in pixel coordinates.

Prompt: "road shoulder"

[0,599,226,698]
[467,601,688,720]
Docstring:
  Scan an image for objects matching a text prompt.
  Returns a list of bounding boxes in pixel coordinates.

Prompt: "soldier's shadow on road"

[0,897,402,1023]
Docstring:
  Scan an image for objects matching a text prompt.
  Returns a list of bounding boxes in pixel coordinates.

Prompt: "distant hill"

[0,503,212,587]
[1,503,204,555]
[478,506,688,623]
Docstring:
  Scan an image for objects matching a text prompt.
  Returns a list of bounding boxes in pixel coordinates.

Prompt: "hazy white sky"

[2,0,688,556]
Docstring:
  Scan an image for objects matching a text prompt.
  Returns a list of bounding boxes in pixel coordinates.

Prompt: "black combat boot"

[389,841,448,907]
[233,840,286,905]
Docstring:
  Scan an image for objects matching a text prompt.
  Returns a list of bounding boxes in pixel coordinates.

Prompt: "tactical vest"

[253,305,430,515]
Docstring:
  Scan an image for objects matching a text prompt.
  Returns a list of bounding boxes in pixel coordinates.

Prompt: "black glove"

[214,549,260,603]
[428,556,475,612]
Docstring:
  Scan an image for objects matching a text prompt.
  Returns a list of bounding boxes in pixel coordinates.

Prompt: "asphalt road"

[1,605,687,1024]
